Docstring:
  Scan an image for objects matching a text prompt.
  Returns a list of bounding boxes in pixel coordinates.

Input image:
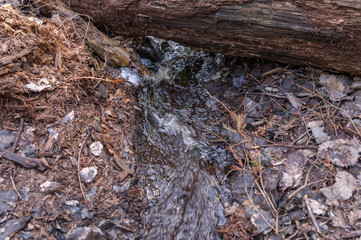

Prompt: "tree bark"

[54,0,361,74]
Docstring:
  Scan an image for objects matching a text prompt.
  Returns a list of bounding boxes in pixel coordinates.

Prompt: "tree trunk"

[54,0,361,74]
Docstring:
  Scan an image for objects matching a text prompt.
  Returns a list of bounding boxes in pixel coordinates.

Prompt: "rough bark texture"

[58,0,361,74]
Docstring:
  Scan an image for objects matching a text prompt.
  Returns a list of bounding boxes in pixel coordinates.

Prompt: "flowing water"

[134,40,232,240]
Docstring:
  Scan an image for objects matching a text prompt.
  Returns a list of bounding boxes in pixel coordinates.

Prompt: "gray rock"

[40,181,60,193]
[89,141,103,157]
[0,177,4,184]
[66,226,103,240]
[80,167,97,183]
[65,200,79,207]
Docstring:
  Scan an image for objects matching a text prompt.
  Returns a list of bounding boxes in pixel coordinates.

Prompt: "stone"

[80,167,97,183]
[65,200,79,207]
[40,181,60,193]
[0,177,4,184]
[66,226,103,240]
[89,141,103,157]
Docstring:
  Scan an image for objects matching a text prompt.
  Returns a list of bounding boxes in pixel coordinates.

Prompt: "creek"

[134,40,234,240]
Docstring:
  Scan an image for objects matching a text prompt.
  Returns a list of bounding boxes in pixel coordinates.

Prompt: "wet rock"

[0,129,15,150]
[137,36,163,62]
[119,67,141,86]
[89,141,103,157]
[321,170,358,201]
[80,167,97,183]
[65,226,103,240]
[65,200,79,207]
[317,138,361,167]
[307,120,330,144]
[40,181,60,193]
[86,186,97,198]
[0,217,29,239]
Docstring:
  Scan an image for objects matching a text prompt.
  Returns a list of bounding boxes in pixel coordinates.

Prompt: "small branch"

[10,118,24,153]
[253,144,318,150]
[341,230,361,239]
[304,194,322,234]
[0,150,49,171]
[10,175,22,200]
[78,130,91,202]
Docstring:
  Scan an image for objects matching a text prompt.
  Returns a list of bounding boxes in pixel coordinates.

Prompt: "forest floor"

[1,2,361,240]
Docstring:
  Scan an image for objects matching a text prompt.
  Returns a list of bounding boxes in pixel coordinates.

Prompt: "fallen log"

[0,150,49,171]
[38,0,361,75]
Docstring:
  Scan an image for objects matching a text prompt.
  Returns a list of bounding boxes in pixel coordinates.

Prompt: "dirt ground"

[0,3,146,239]
[1,2,361,240]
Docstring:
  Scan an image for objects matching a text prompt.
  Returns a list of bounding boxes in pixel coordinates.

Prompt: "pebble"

[40,181,60,193]
[66,226,103,240]
[89,141,103,156]
[65,200,79,207]
[80,167,97,183]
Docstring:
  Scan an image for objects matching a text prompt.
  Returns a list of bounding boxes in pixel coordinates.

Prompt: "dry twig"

[78,130,91,201]
[10,118,24,153]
